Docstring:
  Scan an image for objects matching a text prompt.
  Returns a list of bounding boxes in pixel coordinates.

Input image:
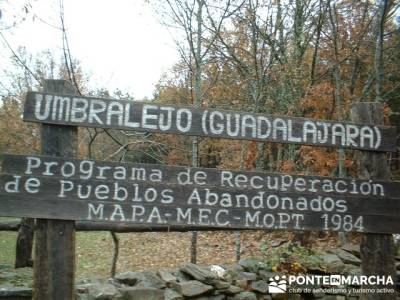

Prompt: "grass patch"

[0,232,17,266]
[76,232,114,278]
[3,228,336,280]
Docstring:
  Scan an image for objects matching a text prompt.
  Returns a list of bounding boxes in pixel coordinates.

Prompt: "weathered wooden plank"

[33,80,76,300]
[0,195,399,234]
[0,220,20,231]
[23,91,397,152]
[1,172,400,233]
[74,222,243,232]
[0,220,246,232]
[3,154,400,200]
[351,102,397,300]
[0,172,399,217]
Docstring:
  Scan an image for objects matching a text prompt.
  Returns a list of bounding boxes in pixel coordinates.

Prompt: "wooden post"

[33,80,77,300]
[15,218,34,268]
[351,102,397,300]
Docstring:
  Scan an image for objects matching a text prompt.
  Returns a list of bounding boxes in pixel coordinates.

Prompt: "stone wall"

[0,245,399,299]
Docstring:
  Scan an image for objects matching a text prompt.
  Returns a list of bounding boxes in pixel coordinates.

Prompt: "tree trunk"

[374,0,388,103]
[190,0,204,264]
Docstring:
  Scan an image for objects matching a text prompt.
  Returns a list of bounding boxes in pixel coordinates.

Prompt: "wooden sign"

[1,155,400,234]
[3,154,400,200]
[23,92,397,152]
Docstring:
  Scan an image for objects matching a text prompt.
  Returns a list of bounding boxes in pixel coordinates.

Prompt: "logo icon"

[268,275,287,293]
[329,275,342,285]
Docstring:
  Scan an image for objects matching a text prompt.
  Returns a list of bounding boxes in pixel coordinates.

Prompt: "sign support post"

[0,83,396,297]
[33,80,77,300]
[351,102,396,300]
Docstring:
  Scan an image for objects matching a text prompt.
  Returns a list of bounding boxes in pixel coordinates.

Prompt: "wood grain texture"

[351,102,397,299]
[0,173,399,233]
[0,172,399,216]
[0,220,251,232]
[23,91,397,151]
[3,154,399,200]
[0,195,398,234]
[33,80,76,300]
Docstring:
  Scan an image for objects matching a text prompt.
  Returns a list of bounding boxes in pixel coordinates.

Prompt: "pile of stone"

[0,244,398,299]
[70,245,370,299]
[74,261,287,300]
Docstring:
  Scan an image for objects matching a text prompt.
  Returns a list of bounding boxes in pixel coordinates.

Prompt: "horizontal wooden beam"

[2,155,400,234]
[0,220,241,232]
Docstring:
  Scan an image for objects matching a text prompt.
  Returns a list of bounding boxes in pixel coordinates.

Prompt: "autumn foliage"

[0,1,399,178]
